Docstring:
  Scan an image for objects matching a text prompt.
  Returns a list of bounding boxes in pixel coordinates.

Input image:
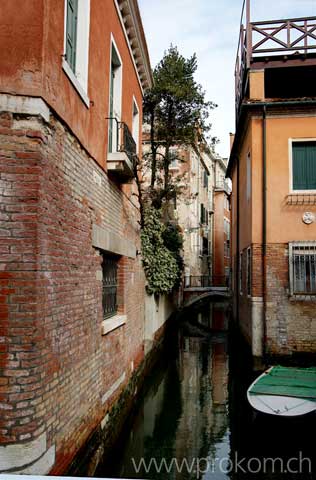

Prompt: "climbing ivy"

[141,208,182,295]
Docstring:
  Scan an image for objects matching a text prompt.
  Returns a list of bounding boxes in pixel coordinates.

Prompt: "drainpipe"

[262,105,267,357]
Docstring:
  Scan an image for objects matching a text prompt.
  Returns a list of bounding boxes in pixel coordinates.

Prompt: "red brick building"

[0,0,154,474]
[213,156,231,287]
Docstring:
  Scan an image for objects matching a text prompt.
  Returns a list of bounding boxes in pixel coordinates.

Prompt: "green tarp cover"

[249,366,316,399]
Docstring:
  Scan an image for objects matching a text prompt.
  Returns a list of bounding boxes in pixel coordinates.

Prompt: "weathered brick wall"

[0,111,147,472]
[237,247,252,347]
[236,242,316,356]
[265,243,316,355]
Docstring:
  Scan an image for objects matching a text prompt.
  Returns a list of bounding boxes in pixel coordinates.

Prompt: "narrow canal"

[95,301,315,479]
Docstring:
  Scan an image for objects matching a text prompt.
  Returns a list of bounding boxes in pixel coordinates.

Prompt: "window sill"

[289,294,316,302]
[286,193,316,205]
[101,314,126,335]
[62,59,90,108]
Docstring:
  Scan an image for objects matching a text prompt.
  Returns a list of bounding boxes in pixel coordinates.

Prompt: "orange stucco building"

[227,2,316,357]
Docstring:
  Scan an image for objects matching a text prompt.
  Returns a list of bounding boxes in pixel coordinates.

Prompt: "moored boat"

[247,366,316,417]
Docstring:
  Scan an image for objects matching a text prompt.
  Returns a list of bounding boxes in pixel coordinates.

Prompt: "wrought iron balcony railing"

[215,180,231,194]
[108,117,137,164]
[107,118,137,181]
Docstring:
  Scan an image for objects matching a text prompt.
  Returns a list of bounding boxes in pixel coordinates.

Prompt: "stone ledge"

[101,315,126,335]
[101,372,126,405]
[0,93,50,122]
[0,432,55,474]
[92,224,136,259]
[289,295,316,302]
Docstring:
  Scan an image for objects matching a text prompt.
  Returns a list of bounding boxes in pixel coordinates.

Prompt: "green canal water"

[95,301,315,479]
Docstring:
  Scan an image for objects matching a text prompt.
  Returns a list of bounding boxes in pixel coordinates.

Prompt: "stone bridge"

[183,276,231,308]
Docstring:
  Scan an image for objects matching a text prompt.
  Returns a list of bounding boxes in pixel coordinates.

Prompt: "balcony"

[215,180,231,194]
[235,0,316,116]
[107,119,137,182]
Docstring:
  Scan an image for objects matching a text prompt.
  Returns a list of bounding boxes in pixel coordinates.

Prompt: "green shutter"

[66,0,78,72]
[293,142,316,190]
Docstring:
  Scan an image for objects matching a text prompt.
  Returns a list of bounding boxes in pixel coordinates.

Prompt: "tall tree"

[134,46,217,295]
[142,45,216,209]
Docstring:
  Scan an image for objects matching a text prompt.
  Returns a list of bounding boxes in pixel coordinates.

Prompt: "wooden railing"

[251,17,316,56]
[235,3,316,115]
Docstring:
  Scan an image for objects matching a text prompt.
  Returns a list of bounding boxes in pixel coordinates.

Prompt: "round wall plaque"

[302,212,315,225]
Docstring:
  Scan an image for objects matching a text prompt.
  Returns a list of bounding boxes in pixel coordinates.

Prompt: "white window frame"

[62,0,90,108]
[132,96,140,154]
[108,36,123,154]
[288,138,316,194]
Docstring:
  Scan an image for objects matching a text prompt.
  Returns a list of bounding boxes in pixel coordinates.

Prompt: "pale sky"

[138,0,316,158]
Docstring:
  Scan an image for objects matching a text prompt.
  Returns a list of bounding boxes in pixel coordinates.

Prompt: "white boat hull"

[247,370,316,417]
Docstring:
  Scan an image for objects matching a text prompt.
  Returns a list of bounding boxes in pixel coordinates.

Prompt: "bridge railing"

[184,275,229,288]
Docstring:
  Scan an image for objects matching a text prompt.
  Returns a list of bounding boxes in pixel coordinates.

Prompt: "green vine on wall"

[140,208,183,295]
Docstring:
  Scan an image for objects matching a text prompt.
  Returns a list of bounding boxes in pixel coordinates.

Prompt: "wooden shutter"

[293,142,316,190]
[66,0,78,72]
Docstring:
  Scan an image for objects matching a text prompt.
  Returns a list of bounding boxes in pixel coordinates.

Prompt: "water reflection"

[95,302,315,480]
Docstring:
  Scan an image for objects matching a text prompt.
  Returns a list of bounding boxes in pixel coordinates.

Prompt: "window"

[102,253,119,319]
[63,0,90,103]
[109,40,122,153]
[132,98,140,153]
[292,141,316,191]
[204,170,209,189]
[246,247,251,297]
[200,204,205,224]
[239,252,243,295]
[202,237,209,256]
[200,204,208,225]
[66,0,78,72]
[289,242,316,295]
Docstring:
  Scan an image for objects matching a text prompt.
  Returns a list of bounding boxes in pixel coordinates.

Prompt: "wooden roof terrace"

[235,0,316,114]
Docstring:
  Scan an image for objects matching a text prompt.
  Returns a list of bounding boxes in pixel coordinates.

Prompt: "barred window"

[289,242,316,295]
[102,253,119,318]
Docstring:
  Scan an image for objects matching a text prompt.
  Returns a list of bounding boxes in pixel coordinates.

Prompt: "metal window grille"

[102,254,118,318]
[289,242,316,295]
